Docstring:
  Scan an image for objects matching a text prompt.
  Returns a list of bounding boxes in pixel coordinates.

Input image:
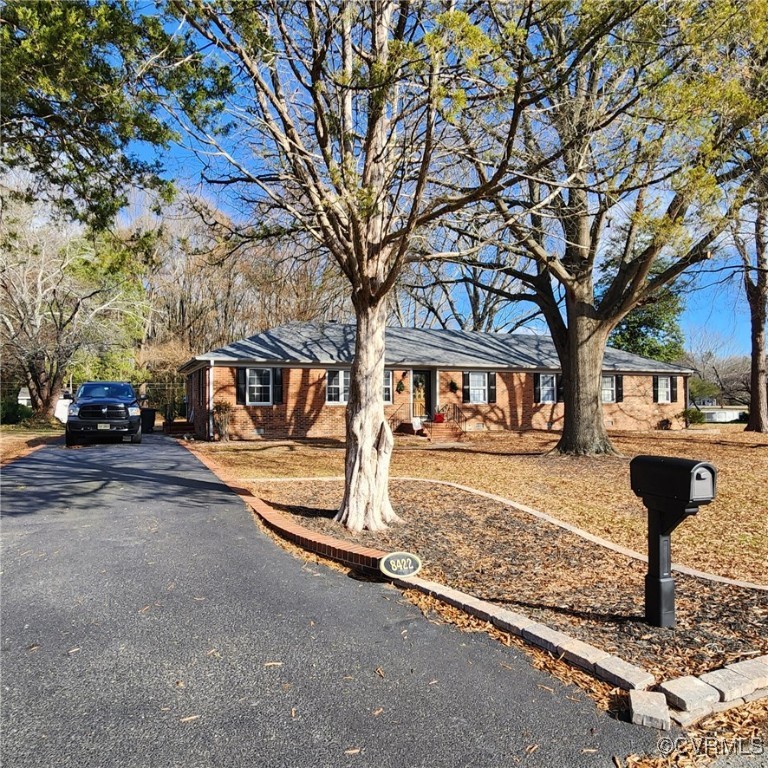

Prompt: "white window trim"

[468,371,488,404]
[326,369,394,405]
[601,375,616,404]
[246,368,273,406]
[657,376,672,404]
[326,369,351,405]
[540,373,557,404]
[383,370,393,404]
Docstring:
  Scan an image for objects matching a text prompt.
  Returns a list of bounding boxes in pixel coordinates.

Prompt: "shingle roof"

[180,322,691,375]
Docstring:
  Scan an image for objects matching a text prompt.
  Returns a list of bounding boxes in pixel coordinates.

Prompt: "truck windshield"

[79,384,134,399]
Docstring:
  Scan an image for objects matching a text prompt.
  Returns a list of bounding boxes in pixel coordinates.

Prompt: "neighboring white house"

[17,387,31,407]
[692,396,719,407]
[698,406,745,423]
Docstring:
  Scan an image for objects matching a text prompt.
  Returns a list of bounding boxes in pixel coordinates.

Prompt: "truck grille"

[79,405,128,420]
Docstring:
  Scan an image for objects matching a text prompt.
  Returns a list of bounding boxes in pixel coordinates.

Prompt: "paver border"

[182,446,768,730]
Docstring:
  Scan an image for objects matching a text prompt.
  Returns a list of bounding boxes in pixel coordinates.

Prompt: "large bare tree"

[456,0,768,454]
[153,0,653,526]
[733,172,768,431]
[0,198,143,416]
[154,1,546,530]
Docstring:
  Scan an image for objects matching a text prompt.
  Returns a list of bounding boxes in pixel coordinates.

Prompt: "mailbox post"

[630,456,717,628]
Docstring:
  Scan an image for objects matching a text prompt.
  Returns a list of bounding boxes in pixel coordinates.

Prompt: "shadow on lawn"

[210,438,346,453]
[399,444,556,458]
[267,500,336,519]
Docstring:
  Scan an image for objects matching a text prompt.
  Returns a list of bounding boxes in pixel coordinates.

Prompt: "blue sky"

[681,272,753,356]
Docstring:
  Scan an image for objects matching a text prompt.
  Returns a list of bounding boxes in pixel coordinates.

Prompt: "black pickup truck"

[65,381,143,446]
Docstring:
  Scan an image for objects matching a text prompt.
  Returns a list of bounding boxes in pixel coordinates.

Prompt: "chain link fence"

[139,381,187,422]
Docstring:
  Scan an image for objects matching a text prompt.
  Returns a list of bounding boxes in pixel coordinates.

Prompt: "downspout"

[208,360,215,441]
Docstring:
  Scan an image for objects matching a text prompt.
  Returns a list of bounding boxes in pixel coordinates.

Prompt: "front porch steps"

[163,420,195,435]
[425,420,466,442]
[396,420,465,441]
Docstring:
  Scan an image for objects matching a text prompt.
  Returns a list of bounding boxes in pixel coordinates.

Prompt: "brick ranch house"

[179,323,692,441]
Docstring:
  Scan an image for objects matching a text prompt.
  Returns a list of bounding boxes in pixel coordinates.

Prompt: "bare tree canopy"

[0,197,145,416]
[128,193,350,380]
[733,170,768,431]
[448,0,768,453]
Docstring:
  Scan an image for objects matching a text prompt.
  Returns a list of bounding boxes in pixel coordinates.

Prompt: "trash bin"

[140,408,156,433]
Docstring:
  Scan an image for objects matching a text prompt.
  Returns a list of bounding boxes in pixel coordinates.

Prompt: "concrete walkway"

[2,435,667,766]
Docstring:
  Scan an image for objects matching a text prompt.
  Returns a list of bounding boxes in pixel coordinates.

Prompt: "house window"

[326,369,351,404]
[461,371,497,404]
[383,370,393,404]
[469,372,488,404]
[327,369,393,404]
[539,373,557,404]
[654,375,677,404]
[247,368,272,405]
[236,367,283,406]
[601,375,624,404]
[601,376,616,403]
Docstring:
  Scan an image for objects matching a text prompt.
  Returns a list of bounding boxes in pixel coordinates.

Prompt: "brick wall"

[210,366,413,440]
[603,375,684,431]
[437,372,683,433]
[188,366,685,440]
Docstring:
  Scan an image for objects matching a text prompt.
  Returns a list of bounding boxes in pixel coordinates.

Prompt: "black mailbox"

[629,455,717,629]
[630,455,716,509]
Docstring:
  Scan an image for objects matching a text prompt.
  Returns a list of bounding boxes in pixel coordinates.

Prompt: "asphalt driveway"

[1,434,662,767]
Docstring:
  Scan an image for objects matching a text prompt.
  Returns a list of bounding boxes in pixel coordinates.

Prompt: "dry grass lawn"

[0,425,62,464]
[188,426,768,585]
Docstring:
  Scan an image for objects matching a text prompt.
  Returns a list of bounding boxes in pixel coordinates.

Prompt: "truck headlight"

[67,404,80,417]
[128,406,141,417]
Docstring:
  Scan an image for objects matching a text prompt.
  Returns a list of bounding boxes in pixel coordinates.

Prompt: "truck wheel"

[65,431,78,447]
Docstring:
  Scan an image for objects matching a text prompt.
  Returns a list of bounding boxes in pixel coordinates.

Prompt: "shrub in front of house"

[0,401,34,425]
[679,408,706,425]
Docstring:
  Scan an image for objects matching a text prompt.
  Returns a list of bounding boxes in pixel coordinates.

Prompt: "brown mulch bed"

[250,478,768,683]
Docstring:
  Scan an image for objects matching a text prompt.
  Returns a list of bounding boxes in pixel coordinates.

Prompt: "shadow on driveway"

[0,434,230,518]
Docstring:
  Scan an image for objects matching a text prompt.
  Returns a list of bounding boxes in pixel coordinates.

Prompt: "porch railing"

[449,403,468,433]
[388,403,408,434]
[433,403,468,434]
[390,402,467,436]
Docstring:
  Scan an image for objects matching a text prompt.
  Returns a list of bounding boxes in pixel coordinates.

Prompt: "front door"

[411,370,433,419]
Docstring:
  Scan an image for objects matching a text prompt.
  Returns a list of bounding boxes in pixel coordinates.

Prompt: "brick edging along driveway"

[184,444,768,731]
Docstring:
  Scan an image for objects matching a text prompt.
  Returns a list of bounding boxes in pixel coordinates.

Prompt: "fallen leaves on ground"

[250,479,767,682]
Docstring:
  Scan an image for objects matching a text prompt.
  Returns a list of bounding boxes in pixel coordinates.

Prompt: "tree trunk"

[745,193,767,433]
[745,274,767,432]
[25,362,62,419]
[555,310,616,455]
[335,300,400,531]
